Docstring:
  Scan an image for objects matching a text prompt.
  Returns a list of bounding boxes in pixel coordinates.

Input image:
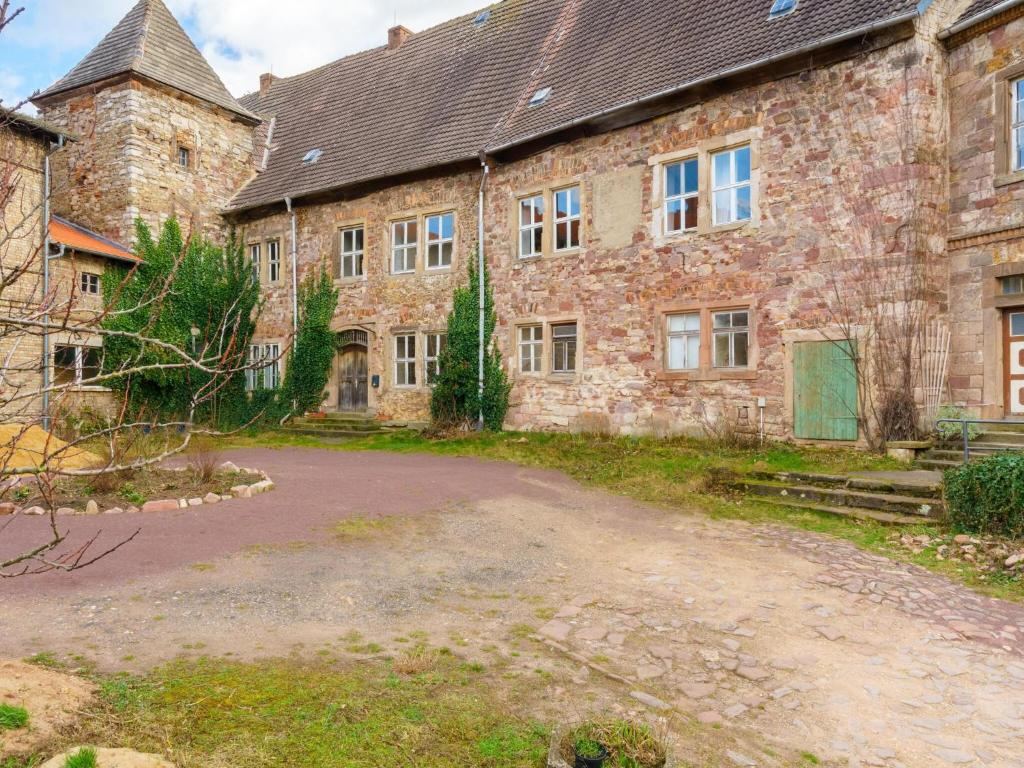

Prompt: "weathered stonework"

[946,11,1024,416]
[40,78,255,246]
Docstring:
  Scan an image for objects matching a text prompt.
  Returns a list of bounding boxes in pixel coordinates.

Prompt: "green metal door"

[794,340,858,441]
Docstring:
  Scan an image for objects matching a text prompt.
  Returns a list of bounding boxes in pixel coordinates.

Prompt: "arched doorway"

[337,329,368,412]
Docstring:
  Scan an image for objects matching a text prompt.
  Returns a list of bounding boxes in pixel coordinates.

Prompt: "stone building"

[0,111,140,420]
[27,0,1024,439]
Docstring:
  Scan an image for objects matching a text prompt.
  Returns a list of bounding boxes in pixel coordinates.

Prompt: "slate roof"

[230,0,921,212]
[34,0,256,122]
[944,0,1023,34]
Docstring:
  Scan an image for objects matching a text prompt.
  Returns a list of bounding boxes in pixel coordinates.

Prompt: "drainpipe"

[284,197,298,332]
[41,134,66,431]
[477,159,489,430]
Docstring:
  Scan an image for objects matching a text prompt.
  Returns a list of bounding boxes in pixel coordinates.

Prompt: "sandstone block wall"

[41,79,256,247]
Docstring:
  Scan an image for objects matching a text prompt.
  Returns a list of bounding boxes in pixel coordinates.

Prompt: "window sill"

[547,372,579,382]
[424,266,453,274]
[389,271,417,277]
[335,276,366,285]
[995,170,1024,188]
[511,248,583,267]
[708,220,754,235]
[66,385,112,393]
[656,368,758,382]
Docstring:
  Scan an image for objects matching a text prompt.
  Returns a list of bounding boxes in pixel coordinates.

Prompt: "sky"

[0,0,487,111]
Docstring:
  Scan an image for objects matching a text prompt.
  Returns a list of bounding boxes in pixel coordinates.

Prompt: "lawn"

[226,429,1023,602]
[19,654,549,768]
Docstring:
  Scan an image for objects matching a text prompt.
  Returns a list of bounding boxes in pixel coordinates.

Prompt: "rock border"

[4,461,274,517]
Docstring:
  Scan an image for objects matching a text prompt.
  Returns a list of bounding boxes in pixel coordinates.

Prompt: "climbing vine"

[430,251,510,430]
[284,264,340,413]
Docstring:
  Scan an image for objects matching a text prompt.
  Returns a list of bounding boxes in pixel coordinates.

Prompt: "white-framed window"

[666,313,700,370]
[425,213,454,270]
[1013,77,1024,172]
[425,332,446,384]
[1002,275,1024,296]
[246,343,281,391]
[519,325,543,373]
[80,272,100,295]
[395,334,416,386]
[391,219,417,274]
[553,186,581,251]
[518,195,545,258]
[340,226,364,278]
[712,310,750,368]
[53,344,101,386]
[249,243,261,284]
[177,146,190,169]
[665,158,698,234]
[711,145,752,226]
[551,322,578,373]
[267,240,281,283]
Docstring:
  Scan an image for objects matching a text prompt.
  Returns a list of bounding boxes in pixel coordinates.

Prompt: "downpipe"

[41,134,66,431]
[477,159,489,430]
[285,197,298,332]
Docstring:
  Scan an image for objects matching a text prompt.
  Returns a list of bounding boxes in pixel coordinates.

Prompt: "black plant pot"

[574,744,609,768]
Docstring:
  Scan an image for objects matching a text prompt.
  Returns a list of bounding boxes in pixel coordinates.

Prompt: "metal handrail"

[936,418,1024,462]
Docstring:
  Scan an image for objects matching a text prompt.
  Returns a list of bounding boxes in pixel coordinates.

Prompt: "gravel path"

[1,447,1022,767]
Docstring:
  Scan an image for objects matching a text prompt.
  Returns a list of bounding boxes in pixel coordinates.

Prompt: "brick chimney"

[259,72,277,97]
[388,25,412,50]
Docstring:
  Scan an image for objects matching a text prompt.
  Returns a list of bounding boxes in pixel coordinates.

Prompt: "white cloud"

[166,0,489,96]
[0,68,28,112]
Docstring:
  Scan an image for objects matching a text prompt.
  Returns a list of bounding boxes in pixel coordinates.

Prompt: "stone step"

[290,418,382,432]
[279,426,398,438]
[975,430,1024,445]
[318,412,380,421]
[916,458,961,471]
[749,470,940,499]
[740,480,943,518]
[755,496,936,527]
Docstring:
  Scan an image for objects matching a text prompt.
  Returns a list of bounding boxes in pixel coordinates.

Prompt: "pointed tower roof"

[34,0,256,122]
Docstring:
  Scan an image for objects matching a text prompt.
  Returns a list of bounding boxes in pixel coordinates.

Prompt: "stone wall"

[41,78,256,247]
[945,10,1024,416]
[235,24,949,439]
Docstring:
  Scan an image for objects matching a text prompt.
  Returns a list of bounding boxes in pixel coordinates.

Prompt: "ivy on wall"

[102,218,261,426]
[283,264,340,414]
[430,251,510,431]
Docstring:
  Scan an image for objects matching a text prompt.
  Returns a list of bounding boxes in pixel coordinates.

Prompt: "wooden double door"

[337,345,368,412]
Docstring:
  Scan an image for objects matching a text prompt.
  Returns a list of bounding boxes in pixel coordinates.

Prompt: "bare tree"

[0,3,277,576]
[789,44,945,451]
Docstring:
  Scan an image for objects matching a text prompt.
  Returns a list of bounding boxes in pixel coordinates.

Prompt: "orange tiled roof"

[51,216,138,263]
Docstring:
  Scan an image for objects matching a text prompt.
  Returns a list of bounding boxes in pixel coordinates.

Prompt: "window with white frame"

[177,146,191,169]
[80,272,100,295]
[665,158,698,234]
[551,322,578,373]
[267,240,281,283]
[712,310,750,368]
[518,195,545,258]
[53,344,101,386]
[340,226,364,278]
[392,219,417,274]
[553,186,581,251]
[249,243,261,284]
[395,334,416,386]
[666,313,700,370]
[246,343,281,391]
[1013,77,1024,172]
[519,325,543,373]
[426,213,454,269]
[425,332,446,384]
[711,145,752,226]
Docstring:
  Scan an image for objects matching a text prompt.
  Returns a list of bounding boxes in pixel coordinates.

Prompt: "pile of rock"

[894,532,1024,575]
[0,462,273,517]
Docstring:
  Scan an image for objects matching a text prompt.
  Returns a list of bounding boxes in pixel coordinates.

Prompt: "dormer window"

[302,149,323,165]
[529,87,552,108]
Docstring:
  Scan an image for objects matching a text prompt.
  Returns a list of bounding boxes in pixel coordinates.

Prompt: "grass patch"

[68,656,548,768]
[63,747,97,768]
[224,430,1023,602]
[331,516,399,540]
[0,704,28,731]
[560,719,667,767]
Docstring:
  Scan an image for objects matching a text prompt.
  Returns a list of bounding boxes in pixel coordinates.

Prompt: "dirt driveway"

[2,447,1023,767]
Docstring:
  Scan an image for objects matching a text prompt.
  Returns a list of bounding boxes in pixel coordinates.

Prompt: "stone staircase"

[280,412,421,439]
[917,422,1024,471]
[735,470,944,526]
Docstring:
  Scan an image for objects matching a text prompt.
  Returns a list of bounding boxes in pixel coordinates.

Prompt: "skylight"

[528,87,552,108]
[769,0,797,18]
[302,148,323,165]
[473,9,491,27]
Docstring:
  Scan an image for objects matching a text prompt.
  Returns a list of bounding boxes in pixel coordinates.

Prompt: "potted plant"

[574,737,609,768]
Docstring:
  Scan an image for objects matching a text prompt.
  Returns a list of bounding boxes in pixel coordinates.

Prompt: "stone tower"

[32,0,259,246]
